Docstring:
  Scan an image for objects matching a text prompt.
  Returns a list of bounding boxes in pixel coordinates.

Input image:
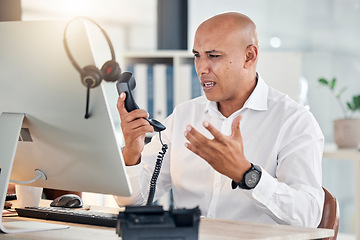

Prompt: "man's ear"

[245,53,253,62]
[244,45,258,68]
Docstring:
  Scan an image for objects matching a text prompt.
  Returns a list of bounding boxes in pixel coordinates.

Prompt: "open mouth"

[203,82,215,88]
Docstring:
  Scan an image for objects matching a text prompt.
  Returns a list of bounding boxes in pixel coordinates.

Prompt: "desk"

[1,200,333,240]
[323,144,360,240]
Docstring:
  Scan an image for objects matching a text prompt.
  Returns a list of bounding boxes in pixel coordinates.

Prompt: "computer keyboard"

[15,206,119,227]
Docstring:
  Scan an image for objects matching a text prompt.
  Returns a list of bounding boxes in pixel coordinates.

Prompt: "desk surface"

[1,201,333,240]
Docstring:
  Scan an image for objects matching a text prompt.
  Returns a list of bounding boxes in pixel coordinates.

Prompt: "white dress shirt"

[115,74,324,228]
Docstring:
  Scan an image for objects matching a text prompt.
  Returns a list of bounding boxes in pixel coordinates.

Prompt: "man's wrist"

[231,163,262,190]
[122,148,141,166]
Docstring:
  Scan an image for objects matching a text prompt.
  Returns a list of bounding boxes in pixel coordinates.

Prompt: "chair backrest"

[318,187,339,240]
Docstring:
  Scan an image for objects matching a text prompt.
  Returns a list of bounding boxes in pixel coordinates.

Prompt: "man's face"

[192,24,248,104]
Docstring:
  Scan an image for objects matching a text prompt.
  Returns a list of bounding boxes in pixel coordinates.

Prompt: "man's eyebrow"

[192,49,221,54]
[205,50,221,54]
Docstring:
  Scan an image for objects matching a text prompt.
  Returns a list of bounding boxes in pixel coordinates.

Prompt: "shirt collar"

[243,73,268,111]
[204,73,269,116]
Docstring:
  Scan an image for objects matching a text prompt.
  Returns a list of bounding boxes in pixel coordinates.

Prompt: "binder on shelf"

[147,65,154,118]
[153,64,174,120]
[153,64,170,121]
[166,66,174,116]
[191,66,202,98]
[178,64,192,104]
[153,64,167,121]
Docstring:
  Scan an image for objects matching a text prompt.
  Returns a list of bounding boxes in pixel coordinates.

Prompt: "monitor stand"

[0,113,68,233]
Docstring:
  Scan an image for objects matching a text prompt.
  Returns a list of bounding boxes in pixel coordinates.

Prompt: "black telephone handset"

[116,72,166,132]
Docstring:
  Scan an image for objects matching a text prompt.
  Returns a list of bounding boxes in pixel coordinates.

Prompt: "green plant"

[318,77,360,119]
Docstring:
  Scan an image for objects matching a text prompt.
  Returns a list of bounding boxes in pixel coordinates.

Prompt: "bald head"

[196,12,259,48]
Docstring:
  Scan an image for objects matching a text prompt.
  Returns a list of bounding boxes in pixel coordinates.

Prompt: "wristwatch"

[231,163,262,190]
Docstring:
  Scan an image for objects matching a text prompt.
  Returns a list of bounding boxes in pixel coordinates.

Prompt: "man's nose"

[195,57,210,76]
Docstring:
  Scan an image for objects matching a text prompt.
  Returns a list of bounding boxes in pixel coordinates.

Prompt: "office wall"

[257,51,302,103]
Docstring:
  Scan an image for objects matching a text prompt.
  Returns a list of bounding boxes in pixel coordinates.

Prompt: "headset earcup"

[81,65,103,88]
[101,60,121,82]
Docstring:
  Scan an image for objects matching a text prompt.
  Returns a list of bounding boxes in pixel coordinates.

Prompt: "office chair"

[318,187,339,240]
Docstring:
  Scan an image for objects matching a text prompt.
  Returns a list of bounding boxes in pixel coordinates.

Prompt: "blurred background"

[1,0,360,238]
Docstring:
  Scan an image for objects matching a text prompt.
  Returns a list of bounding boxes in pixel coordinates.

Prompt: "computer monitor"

[0,20,131,208]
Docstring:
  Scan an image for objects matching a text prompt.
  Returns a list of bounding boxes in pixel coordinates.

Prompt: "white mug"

[15,185,43,208]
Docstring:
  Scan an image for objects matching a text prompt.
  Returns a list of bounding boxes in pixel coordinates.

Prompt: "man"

[115,12,324,228]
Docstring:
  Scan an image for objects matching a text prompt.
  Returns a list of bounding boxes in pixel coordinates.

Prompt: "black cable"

[84,85,91,119]
[146,131,168,205]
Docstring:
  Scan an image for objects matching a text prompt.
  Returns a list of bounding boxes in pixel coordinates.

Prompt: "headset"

[63,17,122,88]
[63,17,122,118]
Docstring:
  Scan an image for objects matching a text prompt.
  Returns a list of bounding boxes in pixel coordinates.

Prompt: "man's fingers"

[202,121,226,142]
[184,141,199,155]
[184,130,206,158]
[117,92,128,116]
[127,124,153,139]
[184,125,201,146]
[122,117,151,131]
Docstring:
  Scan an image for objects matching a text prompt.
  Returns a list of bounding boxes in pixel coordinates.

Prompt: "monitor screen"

[0,20,131,197]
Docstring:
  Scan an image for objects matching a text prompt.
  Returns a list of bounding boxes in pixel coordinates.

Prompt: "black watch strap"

[231,163,262,190]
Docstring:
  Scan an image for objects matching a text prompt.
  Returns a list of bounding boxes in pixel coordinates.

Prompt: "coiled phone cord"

[146,132,168,205]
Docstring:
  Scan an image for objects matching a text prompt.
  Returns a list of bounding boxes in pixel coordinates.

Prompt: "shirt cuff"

[125,161,143,178]
[251,167,277,204]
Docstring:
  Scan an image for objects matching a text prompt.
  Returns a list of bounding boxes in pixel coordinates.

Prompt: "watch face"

[244,170,260,188]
